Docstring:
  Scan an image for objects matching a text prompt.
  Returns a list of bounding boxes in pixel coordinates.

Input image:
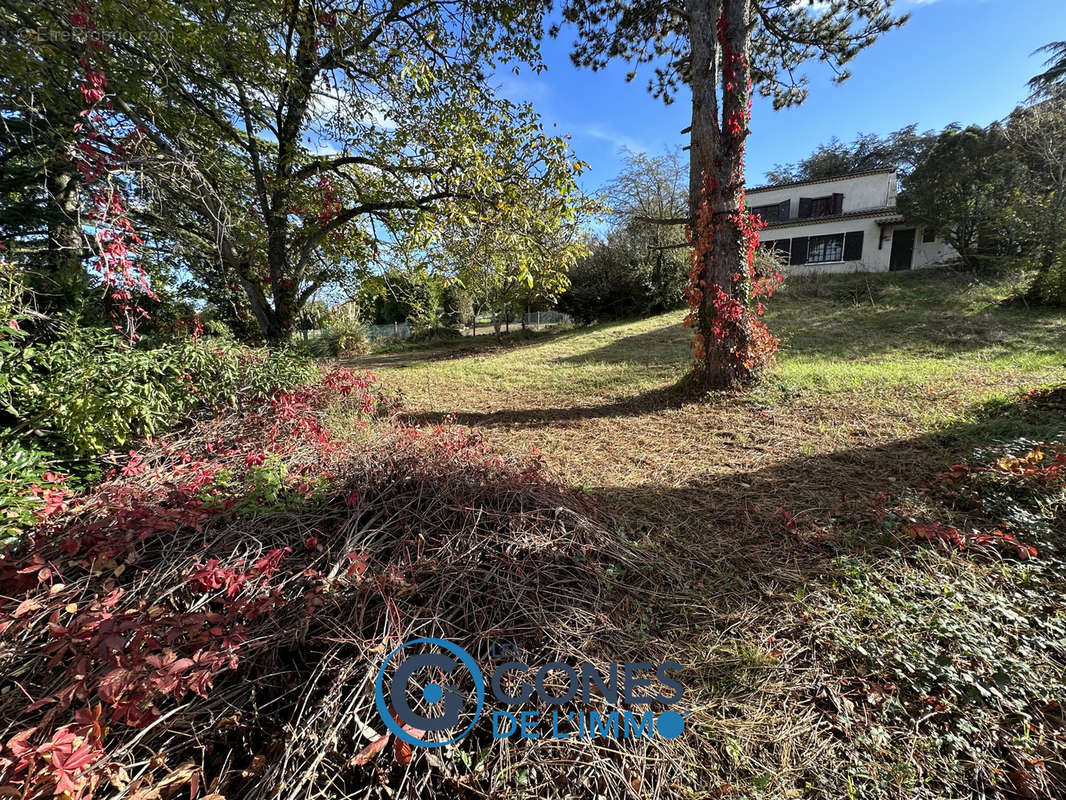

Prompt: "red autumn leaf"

[350,733,389,766]
[778,508,798,531]
[393,735,412,766]
[389,708,424,766]
[97,667,133,704]
[345,552,370,579]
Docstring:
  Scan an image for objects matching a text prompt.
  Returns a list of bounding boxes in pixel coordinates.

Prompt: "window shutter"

[832,193,844,215]
[798,198,813,218]
[778,199,791,220]
[843,231,864,261]
[789,236,809,265]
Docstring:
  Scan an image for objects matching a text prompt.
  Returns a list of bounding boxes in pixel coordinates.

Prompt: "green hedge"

[0,323,319,543]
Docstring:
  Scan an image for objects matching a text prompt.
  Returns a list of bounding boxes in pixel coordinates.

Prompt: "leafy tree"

[1028,41,1066,100]
[604,148,689,311]
[6,0,586,343]
[555,0,906,389]
[417,158,592,335]
[557,235,653,324]
[765,124,940,185]
[445,221,582,336]
[899,124,1023,271]
[354,270,437,326]
[1005,98,1066,303]
[0,27,89,314]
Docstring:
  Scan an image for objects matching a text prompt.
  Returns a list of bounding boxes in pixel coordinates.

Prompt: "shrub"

[0,322,319,460]
[407,326,463,345]
[0,369,693,800]
[202,318,236,340]
[306,307,372,357]
[441,283,474,327]
[1029,256,1066,306]
[557,230,689,325]
[0,442,70,546]
[307,326,371,357]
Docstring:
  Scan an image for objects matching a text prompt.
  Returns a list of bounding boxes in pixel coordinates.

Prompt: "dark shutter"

[789,236,809,265]
[778,199,791,220]
[798,198,813,219]
[831,193,844,215]
[843,231,864,261]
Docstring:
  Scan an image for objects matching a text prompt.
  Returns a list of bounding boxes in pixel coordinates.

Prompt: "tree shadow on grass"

[596,384,1066,600]
[347,324,594,370]
[397,381,689,428]
[552,318,690,367]
[596,385,1066,799]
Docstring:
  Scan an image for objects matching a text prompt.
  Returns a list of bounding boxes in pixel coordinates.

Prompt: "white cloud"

[495,72,553,105]
[576,123,651,155]
[309,84,397,130]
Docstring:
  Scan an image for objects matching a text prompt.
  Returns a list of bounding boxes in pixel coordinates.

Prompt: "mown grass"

[369,270,1060,397]
[356,268,1064,454]
[347,267,1066,799]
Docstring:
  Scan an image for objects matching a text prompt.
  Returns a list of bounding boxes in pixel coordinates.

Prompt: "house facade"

[748,168,957,274]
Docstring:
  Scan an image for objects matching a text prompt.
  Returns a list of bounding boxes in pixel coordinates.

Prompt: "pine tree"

[1029,41,1066,100]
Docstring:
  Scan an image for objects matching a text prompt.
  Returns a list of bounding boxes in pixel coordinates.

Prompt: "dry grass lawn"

[345,268,1066,798]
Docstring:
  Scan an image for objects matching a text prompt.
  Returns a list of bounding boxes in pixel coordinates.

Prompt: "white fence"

[363,312,572,342]
[366,321,412,341]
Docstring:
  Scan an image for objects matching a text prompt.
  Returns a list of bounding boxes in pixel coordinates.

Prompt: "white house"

[747,168,957,274]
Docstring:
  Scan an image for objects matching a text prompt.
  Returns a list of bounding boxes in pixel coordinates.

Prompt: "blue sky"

[498,0,1066,192]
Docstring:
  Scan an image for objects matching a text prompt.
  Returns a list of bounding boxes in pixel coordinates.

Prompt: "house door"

[889,228,915,270]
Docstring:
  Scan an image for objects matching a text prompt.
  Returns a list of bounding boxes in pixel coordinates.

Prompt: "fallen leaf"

[350,734,389,766]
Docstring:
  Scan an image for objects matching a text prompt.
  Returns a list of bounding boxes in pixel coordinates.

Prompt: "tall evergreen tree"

[1028,41,1066,100]
[0,28,88,314]
[765,124,940,185]
[898,124,1023,271]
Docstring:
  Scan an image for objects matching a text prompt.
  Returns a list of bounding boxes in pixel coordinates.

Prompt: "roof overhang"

[762,209,903,230]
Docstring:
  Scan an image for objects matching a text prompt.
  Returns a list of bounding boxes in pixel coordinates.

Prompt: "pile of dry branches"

[1,369,699,800]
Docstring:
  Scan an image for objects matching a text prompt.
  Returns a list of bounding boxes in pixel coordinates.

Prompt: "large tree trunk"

[45,165,87,309]
[687,0,753,390]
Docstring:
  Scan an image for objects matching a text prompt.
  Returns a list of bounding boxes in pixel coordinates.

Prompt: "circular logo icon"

[374,637,484,749]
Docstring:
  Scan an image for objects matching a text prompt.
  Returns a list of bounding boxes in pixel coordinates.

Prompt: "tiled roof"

[747,167,898,195]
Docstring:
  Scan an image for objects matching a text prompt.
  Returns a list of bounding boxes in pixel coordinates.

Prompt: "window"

[760,239,791,260]
[799,193,844,219]
[922,226,936,243]
[806,233,845,264]
[751,199,790,224]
